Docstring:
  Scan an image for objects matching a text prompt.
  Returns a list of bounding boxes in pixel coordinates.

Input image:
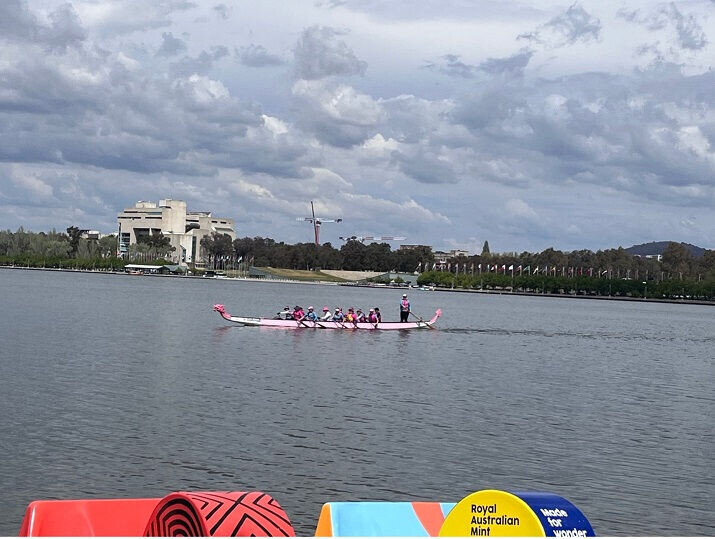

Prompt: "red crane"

[297,201,342,245]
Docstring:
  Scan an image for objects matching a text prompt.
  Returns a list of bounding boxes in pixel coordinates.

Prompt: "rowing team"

[277,305,382,323]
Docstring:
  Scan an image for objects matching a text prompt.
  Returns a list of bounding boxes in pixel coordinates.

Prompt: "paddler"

[303,306,319,322]
[399,293,410,322]
[320,306,332,321]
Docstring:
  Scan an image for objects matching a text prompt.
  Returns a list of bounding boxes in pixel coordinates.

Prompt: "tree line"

[0,227,173,270]
[2,227,714,294]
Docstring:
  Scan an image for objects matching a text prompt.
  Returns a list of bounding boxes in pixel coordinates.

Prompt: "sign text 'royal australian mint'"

[438,490,595,537]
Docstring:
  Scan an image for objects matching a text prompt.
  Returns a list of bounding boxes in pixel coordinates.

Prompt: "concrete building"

[117,199,236,266]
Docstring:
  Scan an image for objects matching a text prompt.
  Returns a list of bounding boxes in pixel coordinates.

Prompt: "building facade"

[117,199,236,266]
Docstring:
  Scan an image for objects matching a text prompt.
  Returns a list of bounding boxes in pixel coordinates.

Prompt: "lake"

[0,268,713,535]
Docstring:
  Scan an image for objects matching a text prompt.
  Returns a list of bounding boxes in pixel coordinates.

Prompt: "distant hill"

[626,241,707,258]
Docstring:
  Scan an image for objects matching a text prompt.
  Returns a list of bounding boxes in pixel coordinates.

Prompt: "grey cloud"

[290,80,382,147]
[0,1,86,52]
[423,54,477,78]
[479,50,533,77]
[391,146,460,184]
[617,4,708,51]
[156,32,187,57]
[294,26,367,80]
[0,40,318,180]
[169,46,229,77]
[518,3,601,47]
[0,0,41,42]
[236,44,285,67]
[668,4,708,50]
[213,4,231,20]
[88,1,198,36]
[449,67,715,206]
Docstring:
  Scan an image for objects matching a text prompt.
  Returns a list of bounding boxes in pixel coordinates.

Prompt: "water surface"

[0,269,713,535]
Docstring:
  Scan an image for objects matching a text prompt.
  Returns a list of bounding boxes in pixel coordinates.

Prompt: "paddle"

[409,310,434,329]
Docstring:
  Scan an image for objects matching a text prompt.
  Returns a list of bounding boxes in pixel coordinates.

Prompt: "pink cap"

[323,306,329,311]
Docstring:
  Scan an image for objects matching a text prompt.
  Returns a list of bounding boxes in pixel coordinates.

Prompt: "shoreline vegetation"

[1,228,714,304]
[2,264,713,307]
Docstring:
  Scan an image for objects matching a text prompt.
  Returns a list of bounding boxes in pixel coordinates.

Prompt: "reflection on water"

[0,269,713,535]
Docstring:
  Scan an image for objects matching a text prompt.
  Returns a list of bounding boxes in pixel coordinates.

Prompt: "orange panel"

[313,504,333,536]
[19,498,161,536]
[411,502,446,537]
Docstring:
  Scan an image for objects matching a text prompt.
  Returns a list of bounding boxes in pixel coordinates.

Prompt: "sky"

[0,0,713,254]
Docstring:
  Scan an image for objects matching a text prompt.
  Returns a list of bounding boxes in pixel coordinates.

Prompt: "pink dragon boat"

[213,304,442,330]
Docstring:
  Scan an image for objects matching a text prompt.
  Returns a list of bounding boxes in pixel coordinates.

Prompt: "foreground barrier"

[19,489,593,536]
[20,491,294,537]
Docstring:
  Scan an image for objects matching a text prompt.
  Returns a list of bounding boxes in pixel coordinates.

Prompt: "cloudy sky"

[1,0,713,253]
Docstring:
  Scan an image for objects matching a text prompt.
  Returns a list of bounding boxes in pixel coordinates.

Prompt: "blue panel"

[330,502,431,536]
[512,491,595,537]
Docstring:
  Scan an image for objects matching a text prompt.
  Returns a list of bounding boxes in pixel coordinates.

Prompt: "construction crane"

[339,235,407,243]
[297,201,342,246]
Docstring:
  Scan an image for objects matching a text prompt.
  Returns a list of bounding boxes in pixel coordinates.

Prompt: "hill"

[625,241,707,258]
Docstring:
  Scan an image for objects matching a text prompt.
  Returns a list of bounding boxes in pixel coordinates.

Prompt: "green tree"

[66,226,82,256]
[662,242,693,279]
[201,232,233,268]
[481,240,490,257]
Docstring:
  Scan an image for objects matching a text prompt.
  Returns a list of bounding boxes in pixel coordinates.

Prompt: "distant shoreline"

[2,265,713,306]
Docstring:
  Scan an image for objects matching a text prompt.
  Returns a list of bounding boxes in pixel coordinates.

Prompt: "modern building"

[117,199,236,266]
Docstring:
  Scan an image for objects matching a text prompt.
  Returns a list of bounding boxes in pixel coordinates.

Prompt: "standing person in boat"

[399,293,410,322]
[320,306,332,321]
[302,306,319,323]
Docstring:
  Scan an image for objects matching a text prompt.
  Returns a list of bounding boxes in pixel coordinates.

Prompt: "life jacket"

[294,309,304,319]
[400,299,410,311]
[368,313,378,323]
[346,313,355,322]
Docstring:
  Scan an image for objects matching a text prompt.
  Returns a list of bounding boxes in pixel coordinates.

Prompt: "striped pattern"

[144,491,295,537]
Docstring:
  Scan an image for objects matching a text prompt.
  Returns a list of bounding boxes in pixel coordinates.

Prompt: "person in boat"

[399,293,410,322]
[292,305,305,320]
[374,307,382,323]
[368,308,378,323]
[356,309,367,323]
[277,305,292,319]
[345,307,358,326]
[332,308,344,322]
[302,306,319,322]
[320,306,332,321]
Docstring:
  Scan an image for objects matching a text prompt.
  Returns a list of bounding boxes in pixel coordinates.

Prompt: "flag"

[432,262,437,270]
[524,265,530,274]
[533,266,539,274]
[416,262,422,272]
[508,265,513,271]
[447,263,451,271]
[517,265,522,275]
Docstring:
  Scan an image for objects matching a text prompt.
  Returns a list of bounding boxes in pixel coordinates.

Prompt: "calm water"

[0,269,713,535]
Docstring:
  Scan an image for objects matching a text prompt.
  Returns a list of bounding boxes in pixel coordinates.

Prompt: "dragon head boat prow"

[213,304,231,319]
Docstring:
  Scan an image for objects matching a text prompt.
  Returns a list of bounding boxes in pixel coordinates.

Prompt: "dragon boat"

[213,304,442,330]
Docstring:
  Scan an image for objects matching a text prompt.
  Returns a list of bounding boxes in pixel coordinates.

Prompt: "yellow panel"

[439,490,545,537]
